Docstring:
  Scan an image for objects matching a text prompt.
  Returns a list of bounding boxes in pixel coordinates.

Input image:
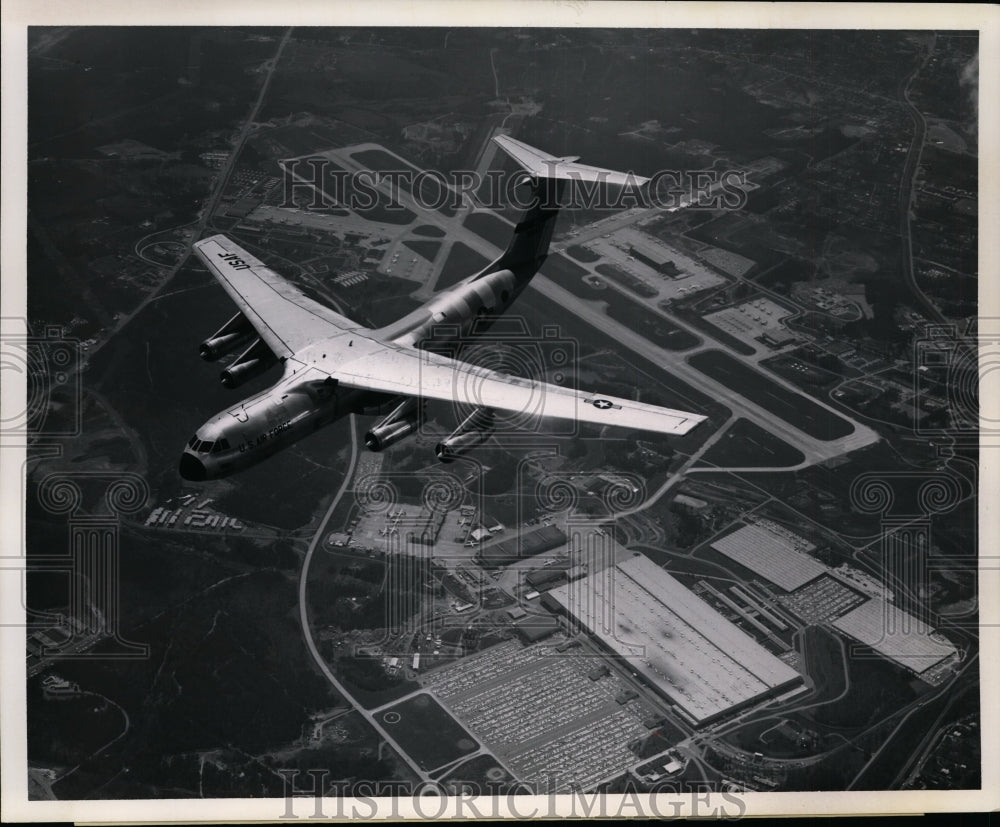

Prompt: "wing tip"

[194,233,228,249]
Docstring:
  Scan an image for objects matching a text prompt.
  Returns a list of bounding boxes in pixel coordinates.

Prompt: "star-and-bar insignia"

[587,398,621,411]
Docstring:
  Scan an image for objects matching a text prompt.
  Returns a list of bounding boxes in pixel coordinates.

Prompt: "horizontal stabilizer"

[494,134,650,187]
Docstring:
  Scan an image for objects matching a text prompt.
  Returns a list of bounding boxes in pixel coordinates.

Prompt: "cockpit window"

[211,441,226,454]
[188,435,198,449]
[199,440,214,454]
[219,438,230,450]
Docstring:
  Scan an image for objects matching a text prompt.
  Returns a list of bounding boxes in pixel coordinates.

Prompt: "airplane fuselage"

[178,140,695,483]
[179,267,524,481]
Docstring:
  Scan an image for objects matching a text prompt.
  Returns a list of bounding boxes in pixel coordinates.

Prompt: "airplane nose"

[178,452,206,481]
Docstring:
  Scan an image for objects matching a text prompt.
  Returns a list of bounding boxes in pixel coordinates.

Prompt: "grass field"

[403,239,442,262]
[688,350,854,440]
[604,291,701,351]
[566,244,600,263]
[352,148,457,218]
[441,754,517,790]
[379,693,479,771]
[435,242,491,290]
[698,417,805,468]
[463,211,513,248]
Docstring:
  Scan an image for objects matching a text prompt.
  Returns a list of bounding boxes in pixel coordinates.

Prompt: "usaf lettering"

[218,252,251,271]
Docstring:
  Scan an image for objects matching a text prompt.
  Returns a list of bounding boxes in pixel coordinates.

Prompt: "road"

[896,33,945,325]
[847,653,976,790]
[296,414,430,783]
[78,28,293,367]
[53,690,130,784]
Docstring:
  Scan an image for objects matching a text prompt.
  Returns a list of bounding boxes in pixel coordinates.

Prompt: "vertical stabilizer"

[480,134,649,282]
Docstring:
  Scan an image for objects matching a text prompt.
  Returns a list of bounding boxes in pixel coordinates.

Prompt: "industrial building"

[476,525,566,568]
[709,523,959,682]
[545,553,802,726]
[513,614,561,643]
[831,599,957,675]
[710,523,826,592]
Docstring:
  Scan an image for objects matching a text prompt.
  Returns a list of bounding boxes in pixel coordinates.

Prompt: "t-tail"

[480,134,650,283]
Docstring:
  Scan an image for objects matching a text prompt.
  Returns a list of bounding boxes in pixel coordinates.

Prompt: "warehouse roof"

[711,523,825,592]
[547,553,801,725]
[832,599,957,674]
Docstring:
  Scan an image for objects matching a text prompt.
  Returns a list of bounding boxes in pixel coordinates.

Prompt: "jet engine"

[220,338,277,389]
[200,312,255,361]
[436,408,495,463]
[365,398,420,451]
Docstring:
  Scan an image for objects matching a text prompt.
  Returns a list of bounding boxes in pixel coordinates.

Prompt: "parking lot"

[423,638,651,791]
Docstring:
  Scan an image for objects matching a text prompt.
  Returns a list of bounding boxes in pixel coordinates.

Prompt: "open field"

[688,350,854,441]
[379,693,479,772]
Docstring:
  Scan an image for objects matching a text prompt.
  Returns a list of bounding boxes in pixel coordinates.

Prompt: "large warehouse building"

[709,522,958,682]
[545,553,803,726]
[710,523,826,592]
[831,599,957,675]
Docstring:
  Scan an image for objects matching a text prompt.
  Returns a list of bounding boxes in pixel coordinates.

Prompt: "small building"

[525,568,567,590]
[513,614,560,643]
[42,675,80,700]
[588,665,610,681]
[673,494,709,512]
[761,331,796,348]
[644,714,666,730]
[825,340,856,358]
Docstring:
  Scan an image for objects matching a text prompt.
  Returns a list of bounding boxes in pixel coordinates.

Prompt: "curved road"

[295,415,430,783]
[897,34,945,324]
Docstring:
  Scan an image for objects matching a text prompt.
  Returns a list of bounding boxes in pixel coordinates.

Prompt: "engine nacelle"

[365,398,419,452]
[200,312,255,361]
[436,408,495,463]
[220,338,277,389]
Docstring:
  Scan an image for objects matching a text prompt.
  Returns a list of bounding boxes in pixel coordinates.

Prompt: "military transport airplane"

[179,135,706,481]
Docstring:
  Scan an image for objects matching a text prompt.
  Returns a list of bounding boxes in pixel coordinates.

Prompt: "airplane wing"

[314,341,705,436]
[494,134,650,188]
[192,234,366,358]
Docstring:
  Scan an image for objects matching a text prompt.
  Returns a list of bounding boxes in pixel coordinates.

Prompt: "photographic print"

[2,2,997,821]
